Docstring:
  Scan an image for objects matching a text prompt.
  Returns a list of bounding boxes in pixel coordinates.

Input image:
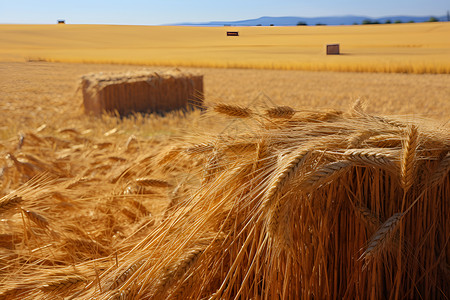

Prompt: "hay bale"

[327,43,340,55]
[81,70,204,116]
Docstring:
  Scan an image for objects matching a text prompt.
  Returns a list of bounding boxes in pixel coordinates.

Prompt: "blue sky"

[0,0,448,25]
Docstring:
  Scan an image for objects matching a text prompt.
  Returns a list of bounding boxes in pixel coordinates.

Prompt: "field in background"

[1,62,449,142]
[1,23,450,73]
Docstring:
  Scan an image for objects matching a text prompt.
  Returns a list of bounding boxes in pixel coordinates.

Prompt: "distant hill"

[174,15,447,26]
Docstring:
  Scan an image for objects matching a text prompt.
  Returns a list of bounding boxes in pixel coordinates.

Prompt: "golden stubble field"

[0,23,449,299]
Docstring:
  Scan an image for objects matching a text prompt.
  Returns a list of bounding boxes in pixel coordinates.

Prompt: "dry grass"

[1,23,450,74]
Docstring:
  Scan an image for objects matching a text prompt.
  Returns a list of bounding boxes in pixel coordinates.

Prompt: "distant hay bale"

[326,43,340,55]
[81,70,204,116]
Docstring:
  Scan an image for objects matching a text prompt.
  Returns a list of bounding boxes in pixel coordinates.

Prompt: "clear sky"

[0,0,448,25]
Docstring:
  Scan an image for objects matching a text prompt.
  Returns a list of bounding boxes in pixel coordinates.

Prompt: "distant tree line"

[296,16,441,26]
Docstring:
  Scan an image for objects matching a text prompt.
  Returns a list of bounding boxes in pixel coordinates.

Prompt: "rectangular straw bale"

[81,70,204,116]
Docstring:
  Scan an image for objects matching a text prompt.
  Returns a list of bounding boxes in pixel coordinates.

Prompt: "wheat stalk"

[213,103,252,118]
[265,106,295,119]
[400,125,419,193]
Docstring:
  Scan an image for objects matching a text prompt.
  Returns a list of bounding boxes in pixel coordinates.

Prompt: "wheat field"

[0,21,449,300]
[1,22,450,73]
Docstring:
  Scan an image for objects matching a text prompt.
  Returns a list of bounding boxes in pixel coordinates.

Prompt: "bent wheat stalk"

[262,148,311,211]
[400,125,419,193]
[361,212,404,262]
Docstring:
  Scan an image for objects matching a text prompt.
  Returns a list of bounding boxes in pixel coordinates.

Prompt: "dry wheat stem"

[213,103,252,118]
[400,125,419,193]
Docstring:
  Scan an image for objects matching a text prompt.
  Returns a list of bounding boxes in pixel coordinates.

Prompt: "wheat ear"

[41,275,88,292]
[213,103,252,118]
[299,160,353,192]
[344,149,397,171]
[267,195,293,252]
[400,125,419,193]
[22,208,50,229]
[265,106,295,119]
[262,148,310,211]
[353,205,381,231]
[0,195,22,213]
[253,139,270,174]
[347,130,377,148]
[429,152,450,187]
[134,178,171,188]
[184,142,214,155]
[154,248,204,297]
[108,260,146,290]
[361,212,403,261]
[202,151,222,184]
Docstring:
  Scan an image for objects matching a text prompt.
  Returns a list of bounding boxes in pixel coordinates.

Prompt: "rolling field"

[0,22,449,299]
[1,22,450,73]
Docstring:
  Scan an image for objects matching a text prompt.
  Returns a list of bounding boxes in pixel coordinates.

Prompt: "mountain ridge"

[172,15,447,26]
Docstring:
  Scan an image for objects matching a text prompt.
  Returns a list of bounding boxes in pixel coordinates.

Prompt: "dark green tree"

[427,16,439,22]
[297,21,307,26]
[385,19,392,24]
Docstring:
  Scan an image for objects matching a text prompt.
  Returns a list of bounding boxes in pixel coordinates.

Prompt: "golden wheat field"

[1,22,450,73]
[0,22,449,299]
